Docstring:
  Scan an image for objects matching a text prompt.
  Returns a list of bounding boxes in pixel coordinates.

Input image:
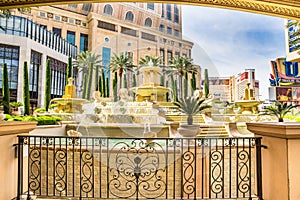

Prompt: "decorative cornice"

[0,0,300,20]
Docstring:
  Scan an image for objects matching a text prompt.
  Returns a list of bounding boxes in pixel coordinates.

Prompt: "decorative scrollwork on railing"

[81,150,94,195]
[108,139,166,199]
[28,145,41,194]
[237,148,250,195]
[210,150,224,195]
[182,146,195,196]
[54,148,67,194]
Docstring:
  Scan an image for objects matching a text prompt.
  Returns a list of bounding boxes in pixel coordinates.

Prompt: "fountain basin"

[235,100,263,114]
[66,123,169,138]
[50,98,88,113]
[131,86,170,102]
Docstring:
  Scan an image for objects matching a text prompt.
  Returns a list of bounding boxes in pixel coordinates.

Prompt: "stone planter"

[177,124,200,137]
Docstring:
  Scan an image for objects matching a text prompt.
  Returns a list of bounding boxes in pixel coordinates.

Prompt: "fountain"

[50,77,87,113]
[130,62,170,102]
[235,82,263,114]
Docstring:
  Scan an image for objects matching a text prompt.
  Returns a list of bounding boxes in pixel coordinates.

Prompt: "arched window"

[144,18,152,27]
[125,11,134,22]
[103,4,113,15]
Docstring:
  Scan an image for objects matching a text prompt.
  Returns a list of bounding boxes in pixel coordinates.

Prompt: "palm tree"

[287,20,300,53]
[139,55,161,66]
[109,53,135,89]
[74,51,102,99]
[175,96,211,125]
[260,102,299,122]
[168,56,194,98]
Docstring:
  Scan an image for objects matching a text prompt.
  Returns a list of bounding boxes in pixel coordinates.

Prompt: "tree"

[204,69,209,98]
[139,55,161,66]
[287,20,300,53]
[23,61,30,115]
[260,102,299,122]
[168,56,194,98]
[109,53,135,89]
[74,51,102,99]
[2,63,10,114]
[66,57,73,84]
[45,59,51,111]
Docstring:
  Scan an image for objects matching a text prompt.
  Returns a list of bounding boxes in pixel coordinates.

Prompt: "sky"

[181,5,286,100]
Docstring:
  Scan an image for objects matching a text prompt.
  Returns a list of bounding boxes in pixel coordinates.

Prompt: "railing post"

[256,138,263,200]
[17,136,24,200]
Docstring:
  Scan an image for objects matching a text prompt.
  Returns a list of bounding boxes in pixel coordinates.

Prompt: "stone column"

[247,122,300,200]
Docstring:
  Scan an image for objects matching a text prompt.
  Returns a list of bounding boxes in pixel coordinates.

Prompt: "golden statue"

[243,82,255,100]
[63,77,77,98]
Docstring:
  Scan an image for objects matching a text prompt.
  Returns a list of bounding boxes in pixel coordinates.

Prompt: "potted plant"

[260,102,298,122]
[175,96,211,137]
[10,101,23,116]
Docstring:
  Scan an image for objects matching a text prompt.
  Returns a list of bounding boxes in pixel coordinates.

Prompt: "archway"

[0,0,300,20]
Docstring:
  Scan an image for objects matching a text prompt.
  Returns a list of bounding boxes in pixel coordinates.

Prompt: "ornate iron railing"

[17,136,263,199]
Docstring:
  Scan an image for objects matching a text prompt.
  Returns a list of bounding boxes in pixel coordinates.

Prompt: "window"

[98,20,116,32]
[67,30,75,45]
[125,11,134,22]
[121,27,137,37]
[39,12,46,17]
[161,4,165,17]
[141,32,156,42]
[174,5,179,23]
[160,49,165,65]
[144,18,152,27]
[167,51,172,64]
[167,27,172,35]
[68,19,75,24]
[68,4,78,9]
[103,4,113,15]
[147,3,154,10]
[52,27,61,36]
[0,45,19,99]
[174,29,179,37]
[82,4,92,12]
[159,24,165,33]
[80,33,88,51]
[30,51,41,105]
[167,4,172,20]
[48,57,67,98]
[175,51,180,58]
[54,15,61,21]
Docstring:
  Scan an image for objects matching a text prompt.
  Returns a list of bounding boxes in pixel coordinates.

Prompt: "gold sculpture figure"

[243,82,255,100]
[63,77,77,98]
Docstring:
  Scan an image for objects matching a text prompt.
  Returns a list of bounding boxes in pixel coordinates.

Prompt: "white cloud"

[182,5,286,100]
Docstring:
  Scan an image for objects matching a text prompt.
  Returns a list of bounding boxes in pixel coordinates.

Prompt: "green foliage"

[102,70,106,97]
[94,65,99,91]
[86,63,94,100]
[204,69,209,98]
[175,96,211,125]
[34,108,46,113]
[123,73,127,88]
[82,74,87,99]
[3,114,62,125]
[113,74,118,102]
[105,77,109,97]
[45,59,51,111]
[132,74,137,87]
[260,102,299,122]
[10,101,23,108]
[139,55,161,66]
[66,57,73,84]
[23,61,30,115]
[190,71,196,95]
[184,71,188,97]
[109,53,135,89]
[2,63,10,114]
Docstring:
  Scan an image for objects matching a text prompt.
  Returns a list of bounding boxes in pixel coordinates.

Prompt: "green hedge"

[4,114,62,125]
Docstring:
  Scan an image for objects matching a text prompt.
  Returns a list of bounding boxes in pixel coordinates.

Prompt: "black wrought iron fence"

[17,136,263,200]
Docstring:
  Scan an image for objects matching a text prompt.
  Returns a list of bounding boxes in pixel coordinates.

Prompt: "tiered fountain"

[130,62,170,102]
